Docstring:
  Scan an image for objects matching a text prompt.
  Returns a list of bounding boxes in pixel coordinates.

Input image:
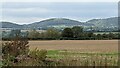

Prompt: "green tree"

[39,32,46,38]
[28,29,40,39]
[72,26,83,38]
[44,28,60,39]
[108,33,114,39]
[87,32,94,37]
[62,28,73,38]
[102,33,109,39]
[9,30,21,39]
[96,34,102,40]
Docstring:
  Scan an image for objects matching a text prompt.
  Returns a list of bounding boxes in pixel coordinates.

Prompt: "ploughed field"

[29,40,118,52]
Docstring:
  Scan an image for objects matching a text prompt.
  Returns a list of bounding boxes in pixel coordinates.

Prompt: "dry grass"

[29,40,118,53]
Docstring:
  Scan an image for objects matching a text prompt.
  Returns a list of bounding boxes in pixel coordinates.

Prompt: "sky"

[0,0,119,2]
[0,0,118,24]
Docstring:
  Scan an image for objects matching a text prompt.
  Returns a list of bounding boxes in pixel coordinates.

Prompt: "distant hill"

[1,17,118,31]
[1,22,23,29]
[87,17,118,28]
[25,18,94,29]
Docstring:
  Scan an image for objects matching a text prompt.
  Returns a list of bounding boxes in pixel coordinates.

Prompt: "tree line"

[2,26,120,40]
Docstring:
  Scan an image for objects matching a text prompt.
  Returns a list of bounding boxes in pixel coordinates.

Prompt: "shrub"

[2,39,29,66]
[29,49,47,61]
[16,49,48,66]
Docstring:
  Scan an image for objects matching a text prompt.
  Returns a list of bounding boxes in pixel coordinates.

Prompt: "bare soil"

[29,40,118,52]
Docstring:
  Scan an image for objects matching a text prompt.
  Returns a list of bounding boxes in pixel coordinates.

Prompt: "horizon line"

[1,16,117,25]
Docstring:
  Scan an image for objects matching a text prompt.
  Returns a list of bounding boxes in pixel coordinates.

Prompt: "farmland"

[2,39,119,66]
[29,40,118,52]
[28,40,118,66]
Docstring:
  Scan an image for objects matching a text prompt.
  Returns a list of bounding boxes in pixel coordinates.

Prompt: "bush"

[29,49,47,61]
[14,49,47,66]
[2,39,29,66]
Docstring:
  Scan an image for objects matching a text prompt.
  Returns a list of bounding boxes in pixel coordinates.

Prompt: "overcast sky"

[1,2,118,24]
[0,0,119,2]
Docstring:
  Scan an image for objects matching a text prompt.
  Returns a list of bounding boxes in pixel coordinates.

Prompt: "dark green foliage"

[102,33,108,39]
[96,34,102,40]
[62,28,73,38]
[72,26,83,38]
[87,32,94,37]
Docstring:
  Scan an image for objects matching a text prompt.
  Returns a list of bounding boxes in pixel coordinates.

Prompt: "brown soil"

[29,40,118,52]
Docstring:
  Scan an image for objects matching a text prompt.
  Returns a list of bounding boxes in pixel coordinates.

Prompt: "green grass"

[47,50,63,59]
[46,50,118,66]
[47,50,118,56]
[47,50,118,65]
[47,50,59,55]
[47,50,118,61]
